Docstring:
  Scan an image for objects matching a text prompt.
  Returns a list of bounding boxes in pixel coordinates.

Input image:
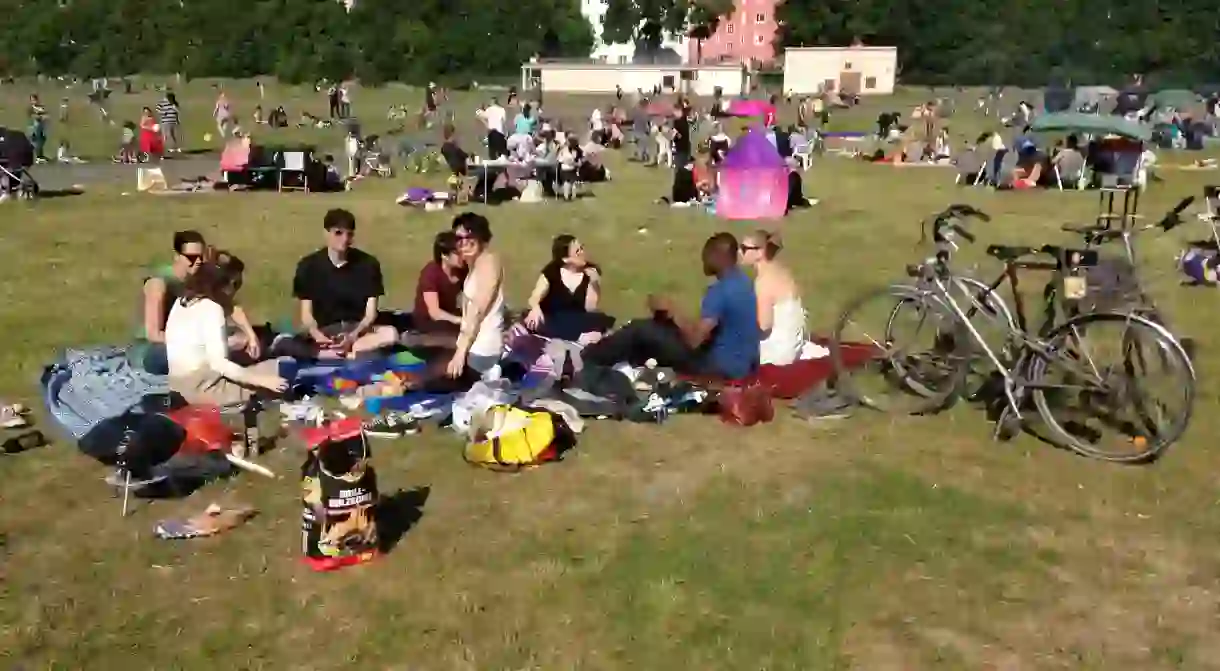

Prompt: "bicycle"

[831,205,1196,463]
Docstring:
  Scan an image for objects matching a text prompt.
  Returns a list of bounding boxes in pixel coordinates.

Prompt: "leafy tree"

[603,0,732,53]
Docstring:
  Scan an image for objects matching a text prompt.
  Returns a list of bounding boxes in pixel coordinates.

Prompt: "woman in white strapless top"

[740,230,806,366]
[448,213,506,378]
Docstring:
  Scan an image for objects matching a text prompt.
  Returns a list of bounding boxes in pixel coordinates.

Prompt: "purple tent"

[717,128,789,220]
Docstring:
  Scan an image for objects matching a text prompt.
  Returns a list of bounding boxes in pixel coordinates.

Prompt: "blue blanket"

[41,347,169,440]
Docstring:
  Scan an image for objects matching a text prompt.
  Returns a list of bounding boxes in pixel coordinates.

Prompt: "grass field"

[3,80,1220,669]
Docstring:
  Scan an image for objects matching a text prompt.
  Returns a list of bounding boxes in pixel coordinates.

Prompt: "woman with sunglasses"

[447,213,506,378]
[133,230,207,373]
[739,230,806,366]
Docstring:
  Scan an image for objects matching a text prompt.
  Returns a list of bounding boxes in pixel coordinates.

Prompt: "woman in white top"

[447,213,506,378]
[740,230,807,366]
[165,262,287,406]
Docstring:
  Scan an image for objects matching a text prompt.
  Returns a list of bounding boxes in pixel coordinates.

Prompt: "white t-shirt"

[481,105,506,134]
[165,297,254,384]
[590,109,604,132]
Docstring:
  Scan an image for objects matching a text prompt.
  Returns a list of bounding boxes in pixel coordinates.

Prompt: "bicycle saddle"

[986,244,1038,261]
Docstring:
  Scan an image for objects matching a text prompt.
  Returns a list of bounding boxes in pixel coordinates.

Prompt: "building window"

[727,23,735,34]
[865,76,877,89]
[844,61,853,69]
[754,35,765,45]
[755,12,766,22]
[618,55,628,64]
[597,55,608,63]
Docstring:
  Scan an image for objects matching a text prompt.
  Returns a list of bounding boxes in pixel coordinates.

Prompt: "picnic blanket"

[41,346,170,440]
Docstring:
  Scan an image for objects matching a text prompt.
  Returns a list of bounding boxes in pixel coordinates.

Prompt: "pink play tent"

[717,128,789,221]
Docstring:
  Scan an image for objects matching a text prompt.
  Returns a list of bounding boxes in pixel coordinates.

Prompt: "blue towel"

[42,346,170,440]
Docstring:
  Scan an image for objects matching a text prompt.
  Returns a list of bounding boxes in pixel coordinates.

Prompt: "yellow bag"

[464,405,557,471]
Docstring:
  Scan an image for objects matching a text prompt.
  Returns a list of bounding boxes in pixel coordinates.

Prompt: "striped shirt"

[156,100,179,124]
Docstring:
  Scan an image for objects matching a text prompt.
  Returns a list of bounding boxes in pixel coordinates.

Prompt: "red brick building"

[688,0,780,66]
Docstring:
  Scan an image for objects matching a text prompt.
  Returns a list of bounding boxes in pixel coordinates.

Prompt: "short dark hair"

[323,208,356,231]
[452,212,492,243]
[706,232,739,258]
[173,230,205,253]
[432,231,459,262]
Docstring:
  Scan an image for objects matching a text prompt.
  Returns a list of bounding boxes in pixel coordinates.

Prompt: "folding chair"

[277,150,310,192]
[366,150,393,178]
[952,149,983,185]
[792,141,814,170]
[1053,152,1087,190]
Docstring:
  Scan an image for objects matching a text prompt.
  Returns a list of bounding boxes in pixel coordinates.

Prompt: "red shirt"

[412,261,466,332]
[764,110,776,127]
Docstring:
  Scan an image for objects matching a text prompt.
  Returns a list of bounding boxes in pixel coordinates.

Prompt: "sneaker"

[0,405,27,429]
[280,398,322,424]
[363,412,420,439]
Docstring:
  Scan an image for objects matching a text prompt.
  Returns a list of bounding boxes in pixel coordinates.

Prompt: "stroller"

[0,127,38,200]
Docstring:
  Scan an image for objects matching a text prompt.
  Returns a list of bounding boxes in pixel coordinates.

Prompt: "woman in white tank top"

[449,213,506,377]
[740,230,806,366]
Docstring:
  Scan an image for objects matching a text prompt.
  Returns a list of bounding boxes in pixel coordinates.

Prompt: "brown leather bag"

[717,383,775,426]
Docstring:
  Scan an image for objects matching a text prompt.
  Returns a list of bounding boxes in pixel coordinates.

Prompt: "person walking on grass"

[213,89,233,140]
[28,95,48,163]
[157,91,182,154]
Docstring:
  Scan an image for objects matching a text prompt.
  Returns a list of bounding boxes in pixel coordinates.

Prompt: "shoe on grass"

[363,412,420,439]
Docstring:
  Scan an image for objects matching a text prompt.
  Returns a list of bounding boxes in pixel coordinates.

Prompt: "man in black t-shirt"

[290,209,398,359]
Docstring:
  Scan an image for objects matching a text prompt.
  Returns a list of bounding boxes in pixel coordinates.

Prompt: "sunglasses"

[180,252,204,263]
[740,245,762,251]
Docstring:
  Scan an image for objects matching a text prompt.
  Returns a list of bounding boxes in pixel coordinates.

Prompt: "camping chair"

[953,149,984,185]
[447,172,477,205]
[277,150,311,192]
[365,150,393,177]
[792,139,814,170]
[1053,152,1088,190]
[903,142,926,163]
[993,151,1020,188]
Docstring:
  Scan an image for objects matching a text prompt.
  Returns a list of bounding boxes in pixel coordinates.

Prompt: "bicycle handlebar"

[921,204,990,247]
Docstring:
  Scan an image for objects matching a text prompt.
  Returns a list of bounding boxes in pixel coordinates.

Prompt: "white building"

[782,46,898,96]
[522,61,748,97]
[581,0,688,64]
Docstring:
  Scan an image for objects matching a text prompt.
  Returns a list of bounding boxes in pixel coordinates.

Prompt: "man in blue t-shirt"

[584,233,761,379]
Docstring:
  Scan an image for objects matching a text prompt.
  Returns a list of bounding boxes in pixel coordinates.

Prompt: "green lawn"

[3,81,1220,669]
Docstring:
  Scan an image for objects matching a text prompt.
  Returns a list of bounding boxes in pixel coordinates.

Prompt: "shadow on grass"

[39,188,86,199]
[376,486,430,553]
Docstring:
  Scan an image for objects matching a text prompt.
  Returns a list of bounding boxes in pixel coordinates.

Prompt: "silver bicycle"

[832,205,1196,463]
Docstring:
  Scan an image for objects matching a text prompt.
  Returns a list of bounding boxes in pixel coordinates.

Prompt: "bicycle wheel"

[831,284,972,415]
[1027,312,1195,463]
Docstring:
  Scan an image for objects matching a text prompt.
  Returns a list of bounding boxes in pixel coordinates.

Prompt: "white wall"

[782,48,897,95]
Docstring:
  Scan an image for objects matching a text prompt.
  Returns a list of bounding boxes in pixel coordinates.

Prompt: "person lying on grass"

[583,232,760,380]
[291,209,398,360]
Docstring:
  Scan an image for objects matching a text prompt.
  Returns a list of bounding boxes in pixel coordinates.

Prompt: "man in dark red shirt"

[412,231,467,334]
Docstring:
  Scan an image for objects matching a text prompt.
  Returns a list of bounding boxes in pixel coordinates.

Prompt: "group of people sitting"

[134,208,816,411]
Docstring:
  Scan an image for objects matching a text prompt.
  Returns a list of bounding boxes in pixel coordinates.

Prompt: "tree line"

[0,0,1216,88]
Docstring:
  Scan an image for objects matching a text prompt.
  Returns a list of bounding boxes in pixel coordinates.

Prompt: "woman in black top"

[523,235,615,342]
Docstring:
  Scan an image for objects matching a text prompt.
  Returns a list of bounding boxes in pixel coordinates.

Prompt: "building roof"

[784,46,897,53]
[523,60,745,71]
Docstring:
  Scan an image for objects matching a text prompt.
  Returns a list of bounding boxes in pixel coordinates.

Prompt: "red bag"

[717,383,774,426]
[163,405,235,455]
